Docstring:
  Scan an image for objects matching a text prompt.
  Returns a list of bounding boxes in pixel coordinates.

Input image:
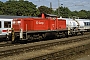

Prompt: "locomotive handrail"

[73,16,80,28]
[11,28,15,42]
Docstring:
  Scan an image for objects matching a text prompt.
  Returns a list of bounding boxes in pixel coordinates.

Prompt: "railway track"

[0,41,22,49]
[30,40,90,60]
[0,33,90,60]
[0,32,89,48]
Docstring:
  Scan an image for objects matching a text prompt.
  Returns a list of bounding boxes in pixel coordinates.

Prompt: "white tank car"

[76,19,90,31]
[58,18,78,29]
[65,18,78,29]
[58,18,89,35]
[58,18,90,30]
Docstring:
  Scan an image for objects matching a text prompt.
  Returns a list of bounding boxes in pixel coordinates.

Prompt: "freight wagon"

[58,18,87,35]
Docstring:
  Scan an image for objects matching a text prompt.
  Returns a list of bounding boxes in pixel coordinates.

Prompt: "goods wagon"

[58,18,87,35]
[75,19,90,31]
[9,13,67,42]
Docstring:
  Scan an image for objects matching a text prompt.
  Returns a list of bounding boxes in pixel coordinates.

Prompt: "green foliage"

[0,1,4,15]
[38,6,53,14]
[0,1,90,19]
[55,6,71,17]
[87,11,90,19]
[55,6,90,19]
[77,10,87,19]
[71,11,78,17]
[0,1,40,16]
[70,10,90,19]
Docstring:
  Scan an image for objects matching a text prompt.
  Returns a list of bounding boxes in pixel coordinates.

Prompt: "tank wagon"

[58,18,90,35]
[9,13,68,42]
[76,19,90,31]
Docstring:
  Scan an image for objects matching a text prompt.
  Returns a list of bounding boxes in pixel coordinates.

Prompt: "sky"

[0,0,90,11]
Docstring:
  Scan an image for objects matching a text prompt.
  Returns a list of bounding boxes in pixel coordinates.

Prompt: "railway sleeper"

[27,43,90,60]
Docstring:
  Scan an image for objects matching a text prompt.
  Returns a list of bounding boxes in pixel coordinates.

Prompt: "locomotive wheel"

[65,32,68,38]
[27,35,30,40]
[80,32,84,35]
[55,32,59,38]
[75,32,77,35]
[27,35,33,41]
[38,36,43,40]
[62,32,66,38]
[42,34,46,38]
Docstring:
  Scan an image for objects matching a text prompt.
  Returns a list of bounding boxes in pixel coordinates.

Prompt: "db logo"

[36,21,44,25]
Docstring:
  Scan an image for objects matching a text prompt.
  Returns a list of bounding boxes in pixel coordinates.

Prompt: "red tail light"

[2,30,7,32]
[2,30,11,32]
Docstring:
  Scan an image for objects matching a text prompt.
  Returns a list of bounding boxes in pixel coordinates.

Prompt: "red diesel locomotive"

[9,13,68,42]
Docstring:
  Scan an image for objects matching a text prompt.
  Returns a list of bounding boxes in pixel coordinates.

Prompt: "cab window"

[0,21,1,28]
[4,21,11,28]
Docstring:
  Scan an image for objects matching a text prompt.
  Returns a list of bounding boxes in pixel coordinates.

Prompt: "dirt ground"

[68,49,90,60]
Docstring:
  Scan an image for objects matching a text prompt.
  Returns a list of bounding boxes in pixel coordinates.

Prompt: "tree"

[87,11,90,19]
[19,0,24,1]
[0,1,90,19]
[55,6,71,17]
[78,10,87,19]
[71,11,78,17]
[9,0,17,1]
[0,1,4,15]
[3,1,39,16]
[38,6,53,14]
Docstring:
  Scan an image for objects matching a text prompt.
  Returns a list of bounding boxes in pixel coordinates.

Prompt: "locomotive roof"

[0,15,30,19]
[38,13,57,17]
[46,14,57,17]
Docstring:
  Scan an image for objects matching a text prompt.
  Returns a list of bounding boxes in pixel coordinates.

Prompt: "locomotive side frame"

[11,28,68,42]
